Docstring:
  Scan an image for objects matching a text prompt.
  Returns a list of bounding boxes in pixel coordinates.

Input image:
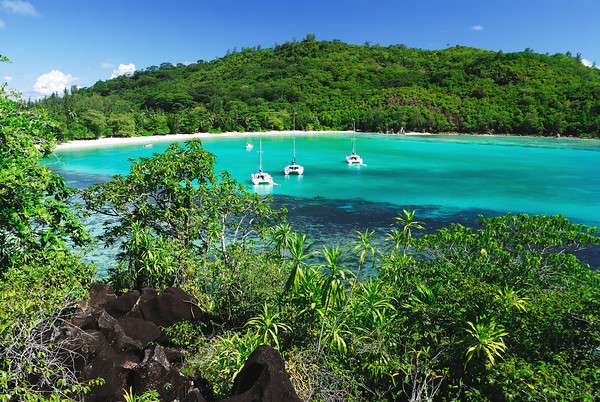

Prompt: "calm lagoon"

[48,133,600,225]
[46,133,600,271]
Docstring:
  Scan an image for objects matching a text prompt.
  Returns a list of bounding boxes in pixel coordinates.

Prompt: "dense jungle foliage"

[1,70,98,400]
[37,37,600,140]
[2,57,600,401]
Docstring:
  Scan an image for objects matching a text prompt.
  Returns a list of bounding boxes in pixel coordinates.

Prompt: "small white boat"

[284,163,304,175]
[346,152,363,165]
[346,122,364,165]
[251,136,274,185]
[245,142,254,151]
[144,143,153,148]
[251,171,274,185]
[284,117,304,175]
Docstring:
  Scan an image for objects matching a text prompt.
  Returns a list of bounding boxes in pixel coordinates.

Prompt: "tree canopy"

[37,39,600,139]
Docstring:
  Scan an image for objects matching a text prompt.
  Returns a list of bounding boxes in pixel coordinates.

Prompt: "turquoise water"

[48,133,600,227]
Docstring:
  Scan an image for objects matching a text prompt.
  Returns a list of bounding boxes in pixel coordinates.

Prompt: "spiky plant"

[464,318,508,367]
[245,303,291,349]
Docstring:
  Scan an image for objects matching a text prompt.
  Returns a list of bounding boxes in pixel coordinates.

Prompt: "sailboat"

[284,115,304,175]
[251,136,274,185]
[346,121,364,165]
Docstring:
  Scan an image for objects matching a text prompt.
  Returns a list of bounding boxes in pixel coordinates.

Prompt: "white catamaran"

[346,121,364,165]
[284,116,304,175]
[251,136,274,185]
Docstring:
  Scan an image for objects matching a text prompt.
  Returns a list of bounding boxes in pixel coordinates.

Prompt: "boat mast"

[259,136,263,172]
[292,138,296,163]
[292,113,296,163]
[352,119,356,154]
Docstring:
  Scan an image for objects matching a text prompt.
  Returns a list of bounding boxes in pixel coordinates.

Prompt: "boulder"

[132,345,198,401]
[104,289,140,317]
[117,316,163,347]
[68,285,214,401]
[224,346,302,402]
[97,310,144,353]
[138,287,206,327]
[82,345,140,402]
[86,283,117,311]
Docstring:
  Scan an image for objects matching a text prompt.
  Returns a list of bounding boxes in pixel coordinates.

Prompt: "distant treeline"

[36,37,600,140]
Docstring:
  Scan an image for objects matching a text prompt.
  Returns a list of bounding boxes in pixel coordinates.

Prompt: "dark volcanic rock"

[68,285,211,401]
[138,287,206,327]
[132,345,196,401]
[82,345,140,402]
[87,283,117,310]
[105,290,140,317]
[225,346,302,402]
[117,316,162,347]
[183,388,210,402]
[69,286,301,401]
[97,310,144,352]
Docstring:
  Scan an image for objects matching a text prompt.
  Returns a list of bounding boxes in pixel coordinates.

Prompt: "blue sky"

[1,0,599,99]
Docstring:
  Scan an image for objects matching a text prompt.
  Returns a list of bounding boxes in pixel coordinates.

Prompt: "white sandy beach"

[55,130,359,151]
[55,130,579,151]
[53,130,443,151]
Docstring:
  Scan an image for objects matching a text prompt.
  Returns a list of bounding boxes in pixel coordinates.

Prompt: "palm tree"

[352,281,395,326]
[320,246,353,308]
[284,232,313,291]
[245,303,291,350]
[394,209,425,247]
[269,223,293,258]
[464,318,508,367]
[354,229,376,278]
[385,227,405,253]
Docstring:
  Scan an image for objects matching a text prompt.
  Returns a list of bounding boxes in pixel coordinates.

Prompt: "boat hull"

[284,164,304,175]
[251,172,274,185]
[346,155,363,165]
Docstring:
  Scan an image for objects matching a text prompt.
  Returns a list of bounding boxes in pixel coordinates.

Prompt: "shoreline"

[55,130,353,151]
[54,130,597,151]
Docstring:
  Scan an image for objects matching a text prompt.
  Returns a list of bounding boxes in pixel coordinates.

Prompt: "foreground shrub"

[0,251,96,400]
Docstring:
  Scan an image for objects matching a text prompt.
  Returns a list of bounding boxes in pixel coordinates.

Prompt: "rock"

[131,345,194,401]
[105,290,140,317]
[71,328,109,356]
[72,284,116,328]
[126,287,158,319]
[138,287,206,327]
[117,316,163,347]
[86,283,117,311]
[82,345,140,402]
[97,310,144,353]
[65,286,215,401]
[225,346,302,402]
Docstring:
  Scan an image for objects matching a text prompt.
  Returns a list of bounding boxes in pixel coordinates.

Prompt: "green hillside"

[38,37,600,139]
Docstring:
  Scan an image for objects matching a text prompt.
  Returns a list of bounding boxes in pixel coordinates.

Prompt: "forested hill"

[37,38,600,140]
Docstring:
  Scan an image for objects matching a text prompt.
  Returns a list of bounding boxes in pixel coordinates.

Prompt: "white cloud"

[100,62,114,69]
[1,0,38,16]
[581,58,598,68]
[110,63,136,78]
[33,70,77,96]
[3,75,12,81]
[471,25,484,31]
[0,19,5,28]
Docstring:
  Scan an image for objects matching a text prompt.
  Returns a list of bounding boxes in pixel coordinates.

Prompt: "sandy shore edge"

[55,130,360,151]
[54,130,588,151]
